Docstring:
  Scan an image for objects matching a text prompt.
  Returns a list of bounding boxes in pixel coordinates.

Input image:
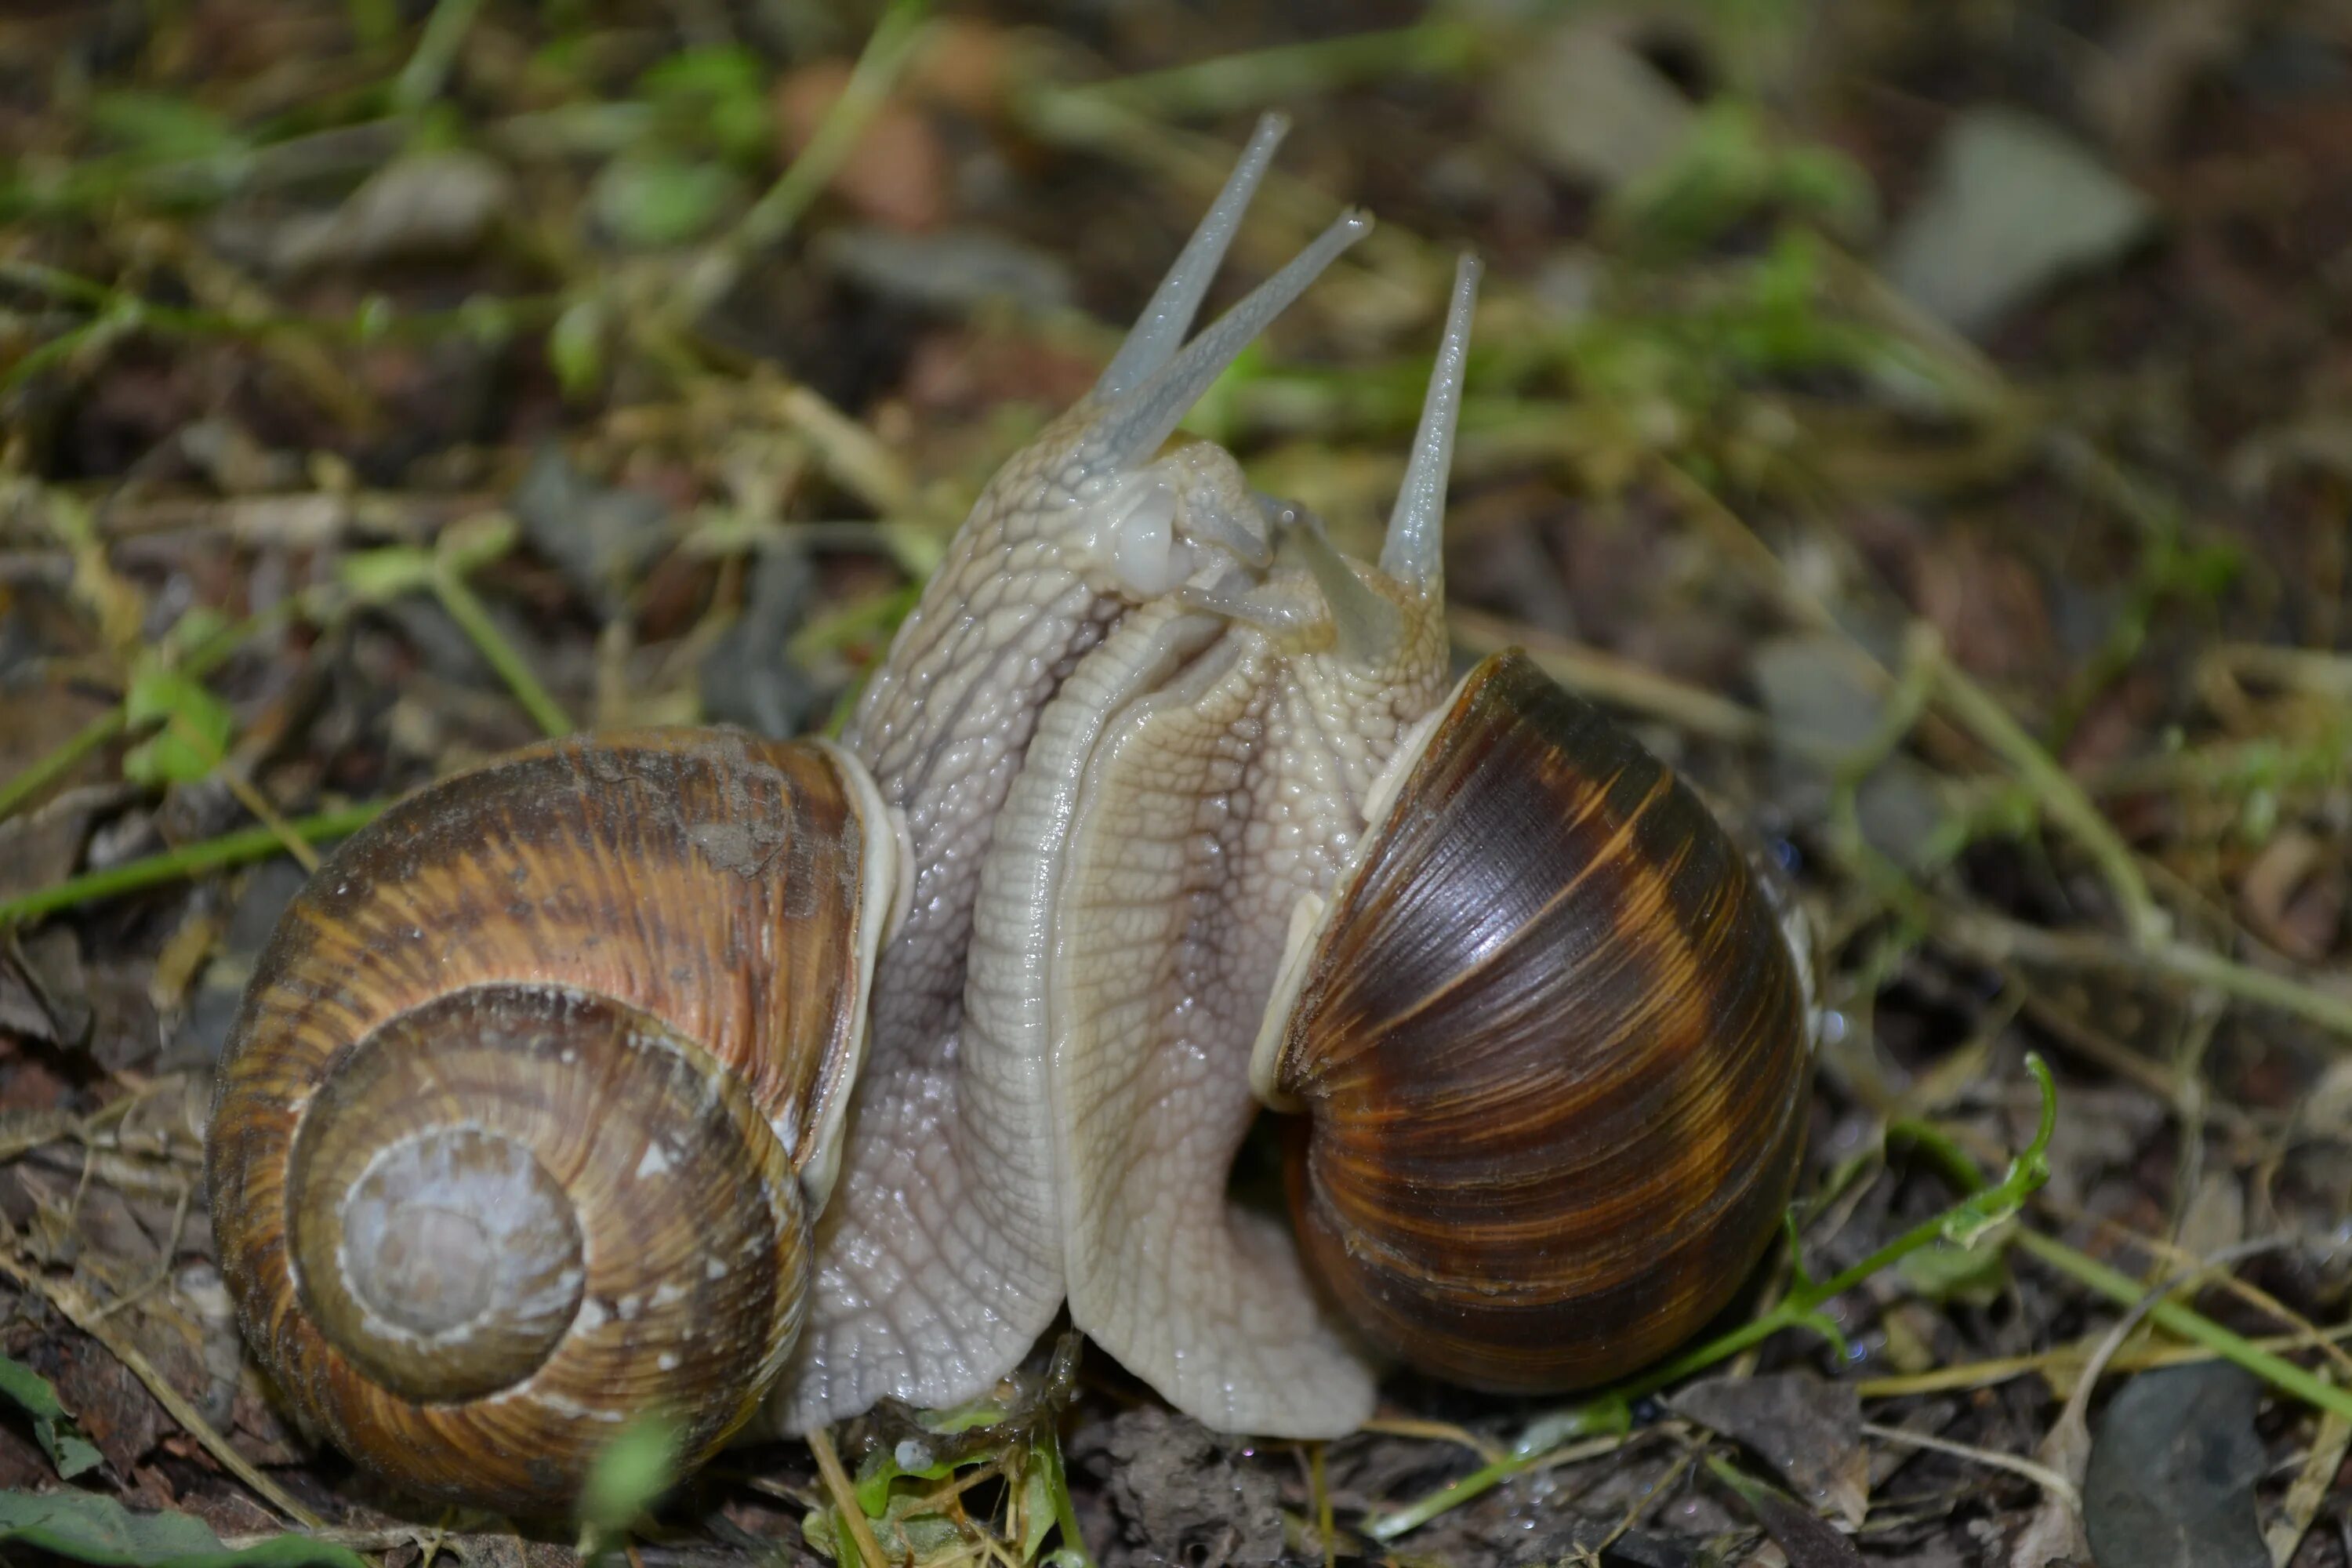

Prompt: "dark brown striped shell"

[1267,652,1811,1392]
[205,730,884,1515]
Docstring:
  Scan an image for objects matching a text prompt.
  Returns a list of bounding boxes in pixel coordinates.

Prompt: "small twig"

[1025,19,1479,123]
[674,0,933,322]
[1940,905,2352,1043]
[1860,1421,2080,1508]
[1853,1322,2352,1399]
[742,0,931,253]
[1446,606,1794,754]
[1356,1416,1506,1465]
[217,767,322,873]
[0,1250,325,1528]
[2269,1396,2352,1567]
[1924,647,2163,946]
[1308,1443,1336,1568]
[806,1427,887,1568]
[393,0,485,111]
[432,560,573,739]
[0,710,125,823]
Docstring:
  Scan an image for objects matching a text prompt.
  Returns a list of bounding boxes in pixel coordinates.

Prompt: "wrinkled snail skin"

[1261,652,1813,1394]
[205,731,898,1512]
[1021,263,1472,1436]
[767,109,1382,1434]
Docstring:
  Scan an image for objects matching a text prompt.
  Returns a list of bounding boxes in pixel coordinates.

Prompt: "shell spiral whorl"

[206,730,890,1512]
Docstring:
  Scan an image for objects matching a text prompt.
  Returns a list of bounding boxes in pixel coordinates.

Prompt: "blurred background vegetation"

[3,2,2352,1565]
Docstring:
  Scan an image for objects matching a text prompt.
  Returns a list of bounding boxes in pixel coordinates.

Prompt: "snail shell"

[1254,650,1813,1391]
[205,730,898,1512]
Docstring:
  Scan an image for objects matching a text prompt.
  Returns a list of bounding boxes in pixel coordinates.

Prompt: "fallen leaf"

[0,1352,106,1478]
[1670,1371,1867,1529]
[1707,1454,1867,1566]
[1882,108,2154,334]
[1495,20,1694,192]
[2082,1362,2268,1568]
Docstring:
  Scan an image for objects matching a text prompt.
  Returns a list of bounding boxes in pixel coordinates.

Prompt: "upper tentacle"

[1377,253,1481,594]
[1096,112,1290,400]
[1089,209,1371,474]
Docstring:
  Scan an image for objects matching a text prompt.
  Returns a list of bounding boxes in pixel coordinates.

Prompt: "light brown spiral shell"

[206,729,887,1514]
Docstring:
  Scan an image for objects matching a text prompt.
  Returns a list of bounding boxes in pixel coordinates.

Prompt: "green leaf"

[1897,1236,2013,1304]
[83,93,245,162]
[637,46,772,163]
[0,1490,369,1568]
[159,608,230,662]
[337,545,435,604]
[578,1414,680,1535]
[590,154,739,249]
[353,295,395,346]
[851,1440,954,1517]
[548,297,608,398]
[1024,1425,1088,1566]
[122,666,234,786]
[0,1356,103,1479]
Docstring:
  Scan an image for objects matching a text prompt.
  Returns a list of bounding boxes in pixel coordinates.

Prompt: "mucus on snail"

[205,111,1813,1515]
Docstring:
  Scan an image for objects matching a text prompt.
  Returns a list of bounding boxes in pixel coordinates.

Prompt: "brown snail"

[205,111,1813,1512]
[205,731,901,1511]
[996,245,1814,1436]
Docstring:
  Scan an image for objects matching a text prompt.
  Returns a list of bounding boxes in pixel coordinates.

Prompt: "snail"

[205,730,902,1511]
[979,245,1814,1436]
[204,111,1813,1513]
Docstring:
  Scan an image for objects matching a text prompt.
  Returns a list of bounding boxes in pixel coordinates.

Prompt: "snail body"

[205,113,1816,1511]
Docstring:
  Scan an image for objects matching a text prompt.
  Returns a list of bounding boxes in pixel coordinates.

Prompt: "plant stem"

[1028,20,1479,124]
[1895,1124,2352,1424]
[1926,650,2163,946]
[394,0,486,111]
[1366,1059,2063,1542]
[0,711,126,822]
[432,564,574,739]
[0,601,299,826]
[0,803,386,927]
[743,0,931,252]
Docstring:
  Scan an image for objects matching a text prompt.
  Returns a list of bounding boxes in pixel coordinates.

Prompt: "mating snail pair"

[205,114,1816,1515]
